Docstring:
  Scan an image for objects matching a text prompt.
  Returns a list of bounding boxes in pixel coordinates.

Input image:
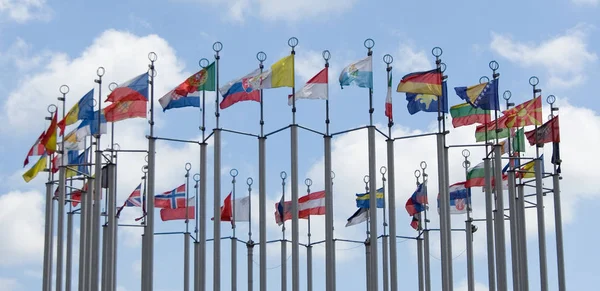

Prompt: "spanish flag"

[396,69,442,96]
[23,153,48,183]
[41,113,58,154]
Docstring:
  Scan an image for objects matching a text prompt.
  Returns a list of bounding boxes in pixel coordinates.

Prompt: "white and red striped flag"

[275,190,325,225]
[385,71,393,120]
[288,67,328,106]
[23,132,46,167]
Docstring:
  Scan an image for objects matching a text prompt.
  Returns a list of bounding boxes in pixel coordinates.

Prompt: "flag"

[24,132,46,167]
[345,207,368,227]
[449,103,490,128]
[516,156,544,179]
[465,161,485,188]
[410,214,420,230]
[503,96,542,128]
[216,193,251,222]
[276,192,285,225]
[454,79,500,110]
[219,68,262,109]
[339,55,373,89]
[249,55,294,89]
[159,63,215,111]
[274,190,326,225]
[355,187,384,208]
[525,116,560,146]
[58,89,95,135]
[104,100,147,122]
[437,182,471,214]
[513,128,526,152]
[552,142,561,173]
[116,183,143,218]
[396,69,442,96]
[62,128,85,151]
[160,206,196,221]
[405,182,427,216]
[499,139,511,156]
[41,112,58,154]
[105,73,149,103]
[51,148,89,177]
[475,115,510,142]
[385,71,393,120]
[76,110,107,139]
[155,184,187,209]
[289,67,328,106]
[405,81,448,114]
[23,153,47,183]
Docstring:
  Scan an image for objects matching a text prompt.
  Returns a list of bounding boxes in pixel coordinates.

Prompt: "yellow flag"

[23,154,48,183]
[271,54,294,88]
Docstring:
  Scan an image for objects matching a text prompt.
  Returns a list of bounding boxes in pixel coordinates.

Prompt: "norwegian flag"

[155,184,187,209]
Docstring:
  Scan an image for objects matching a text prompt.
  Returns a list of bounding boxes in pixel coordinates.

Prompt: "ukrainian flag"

[356,187,385,208]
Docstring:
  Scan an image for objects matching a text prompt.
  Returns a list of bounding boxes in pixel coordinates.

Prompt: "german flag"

[396,69,442,96]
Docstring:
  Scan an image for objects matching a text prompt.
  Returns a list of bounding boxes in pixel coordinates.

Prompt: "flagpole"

[107,84,120,291]
[246,177,254,291]
[304,179,313,291]
[331,170,337,291]
[516,179,529,291]
[421,162,431,291]
[213,41,224,291]
[380,167,389,291]
[193,173,201,291]
[78,136,91,291]
[287,36,301,291]
[462,150,475,291]
[363,175,371,291]
[184,163,192,291]
[256,50,268,291]
[143,52,157,291]
[479,75,496,291]
[54,84,68,291]
[529,76,548,291]
[91,67,105,291]
[414,171,424,291]
[548,95,566,291]
[280,171,288,291]
[140,164,148,291]
[432,47,453,291]
[66,178,74,291]
[198,57,210,291]
[383,54,398,291]
[502,90,521,291]
[43,105,57,291]
[230,169,239,291]
[322,50,336,291]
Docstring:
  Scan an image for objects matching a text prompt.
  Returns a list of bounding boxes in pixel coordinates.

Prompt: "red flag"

[274,190,326,225]
[525,116,560,146]
[219,193,233,222]
[160,206,195,221]
[24,132,46,167]
[40,113,58,154]
[104,100,147,122]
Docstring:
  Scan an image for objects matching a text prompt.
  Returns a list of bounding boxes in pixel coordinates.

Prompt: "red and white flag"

[213,192,251,223]
[160,197,195,221]
[275,190,326,225]
[24,132,46,167]
[288,67,328,106]
[385,71,393,120]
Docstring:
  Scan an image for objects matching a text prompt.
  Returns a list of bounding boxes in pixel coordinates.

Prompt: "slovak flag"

[288,67,328,106]
[155,184,187,209]
[219,68,262,110]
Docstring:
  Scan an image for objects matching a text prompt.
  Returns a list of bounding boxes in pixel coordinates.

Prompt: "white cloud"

[455,277,489,291]
[0,0,51,23]
[490,24,597,88]
[571,0,599,6]
[0,38,48,71]
[393,42,433,74]
[0,190,45,266]
[0,277,21,291]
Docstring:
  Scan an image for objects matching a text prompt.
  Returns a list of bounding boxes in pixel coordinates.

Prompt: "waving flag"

[105,73,149,103]
[525,116,560,146]
[355,187,384,208]
[385,71,393,120]
[289,67,328,105]
[41,112,58,154]
[503,96,542,128]
[76,110,107,139]
[454,79,500,110]
[450,103,490,128]
[104,100,146,122]
[339,55,373,89]
[213,192,251,223]
[58,89,95,134]
[23,153,48,183]
[249,55,294,90]
[24,132,46,167]
[160,197,195,221]
[219,68,262,109]
[275,190,326,225]
[405,181,427,216]
[396,69,442,96]
[159,63,214,111]
[475,114,510,142]
[345,207,368,227]
[116,183,143,218]
[155,184,187,209]
[437,182,471,214]
[465,162,485,188]
[405,81,448,114]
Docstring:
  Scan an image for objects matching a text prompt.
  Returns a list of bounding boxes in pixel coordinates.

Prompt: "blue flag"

[356,187,384,208]
[405,81,448,114]
[454,79,500,110]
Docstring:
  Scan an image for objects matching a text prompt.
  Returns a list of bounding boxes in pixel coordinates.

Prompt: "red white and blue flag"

[274,190,326,225]
[116,183,143,218]
[155,184,187,209]
[437,182,471,215]
[219,68,261,109]
[105,73,149,103]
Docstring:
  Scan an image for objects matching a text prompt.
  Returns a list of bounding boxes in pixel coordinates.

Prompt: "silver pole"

[143,52,157,291]
[43,181,55,291]
[420,166,431,291]
[365,237,371,291]
[231,169,238,291]
[91,67,105,291]
[385,103,398,291]
[66,182,74,291]
[281,172,288,291]
[256,50,267,291]
[101,221,108,291]
[304,178,313,291]
[461,151,475,291]
[85,175,95,290]
[553,160,566,291]
[331,172,337,291]
[436,133,452,291]
[193,173,201,291]
[417,232,424,291]
[184,164,192,291]
[78,178,88,290]
[516,183,529,291]
[365,38,378,291]
[111,156,119,291]
[323,50,335,291]
[56,85,68,291]
[493,145,508,291]
[507,163,519,291]
[213,43,223,291]
[246,177,254,291]
[484,157,496,291]
[199,143,207,291]
[140,170,147,291]
[289,39,300,291]
[380,166,389,291]
[247,242,254,291]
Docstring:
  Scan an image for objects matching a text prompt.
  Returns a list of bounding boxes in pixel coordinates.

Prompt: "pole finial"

[96,67,105,78]
[199,58,209,68]
[529,76,539,86]
[47,104,57,114]
[380,166,387,175]
[247,177,253,186]
[462,160,471,170]
[432,47,443,58]
[185,162,192,172]
[230,168,239,177]
[462,149,471,158]
[414,170,421,179]
[503,90,512,101]
[257,51,267,64]
[280,171,287,180]
[148,52,158,62]
[364,38,375,50]
[108,82,118,92]
[142,165,148,174]
[213,42,223,53]
[479,76,490,84]
[383,54,393,65]
[59,85,70,95]
[193,173,200,182]
[331,171,335,180]
[489,60,499,71]
[547,95,556,105]
[420,161,427,170]
[304,178,312,187]
[288,37,299,49]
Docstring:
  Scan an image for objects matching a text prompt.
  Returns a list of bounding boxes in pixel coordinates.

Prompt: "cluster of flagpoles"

[24,37,569,291]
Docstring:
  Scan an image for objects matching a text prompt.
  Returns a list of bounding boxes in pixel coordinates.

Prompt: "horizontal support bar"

[297,125,324,136]
[265,125,291,137]
[448,143,490,148]
[118,224,144,228]
[221,128,259,138]
[393,131,438,141]
[374,127,389,140]
[334,238,365,244]
[203,131,214,143]
[331,125,368,137]
[155,136,200,145]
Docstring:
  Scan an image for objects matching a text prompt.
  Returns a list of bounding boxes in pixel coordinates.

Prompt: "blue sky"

[1,0,599,290]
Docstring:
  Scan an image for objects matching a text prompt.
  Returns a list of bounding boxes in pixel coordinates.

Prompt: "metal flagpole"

[141,166,148,291]
[362,176,371,290]
[516,179,528,291]
[246,177,254,291]
[305,179,313,291]
[110,151,119,291]
[56,85,69,291]
[213,41,224,291]
[462,150,475,291]
[502,90,521,291]
[66,178,74,291]
[256,50,268,291]
[421,163,431,291]
[79,136,91,291]
[529,76,548,291]
[198,56,210,291]
[91,67,105,291]
[330,172,337,291]
[547,95,566,291]
[432,47,453,291]
[414,171,424,291]
[363,38,378,291]
[193,173,201,291]
[490,61,508,291]
[287,36,301,291]
[185,163,192,291]
[231,169,239,291]
[43,103,56,291]
[281,172,288,291]
[383,54,398,291]
[85,170,95,290]
[322,50,336,291]
[381,167,389,291]
[143,52,158,291]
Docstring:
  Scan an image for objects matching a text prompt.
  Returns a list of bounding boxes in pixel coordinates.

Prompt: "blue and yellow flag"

[356,187,384,208]
[454,79,499,110]
[405,81,448,114]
